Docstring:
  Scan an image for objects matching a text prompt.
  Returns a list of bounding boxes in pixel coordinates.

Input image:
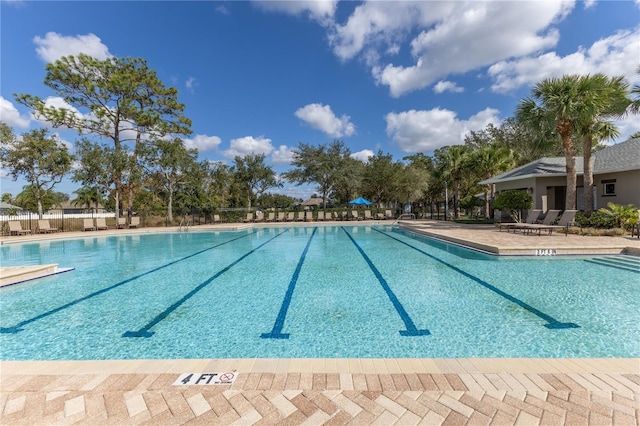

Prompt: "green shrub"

[493,190,533,222]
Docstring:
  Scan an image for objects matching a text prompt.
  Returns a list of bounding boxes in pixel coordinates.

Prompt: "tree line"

[1,55,638,222]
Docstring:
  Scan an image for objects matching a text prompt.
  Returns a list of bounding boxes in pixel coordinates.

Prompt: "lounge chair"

[213,214,221,224]
[632,210,640,238]
[305,211,313,221]
[129,217,140,228]
[95,218,109,230]
[243,213,254,223]
[340,211,348,220]
[295,211,305,221]
[317,211,325,221]
[276,212,286,222]
[511,210,560,235]
[255,211,264,222]
[8,221,32,235]
[523,210,578,236]
[265,212,275,222]
[385,209,395,220]
[82,218,96,231]
[37,219,58,233]
[286,212,295,221]
[364,210,372,220]
[498,209,541,232]
[350,210,362,221]
[116,217,127,229]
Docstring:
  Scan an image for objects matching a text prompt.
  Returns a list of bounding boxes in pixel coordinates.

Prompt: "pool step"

[584,255,640,273]
[0,264,75,287]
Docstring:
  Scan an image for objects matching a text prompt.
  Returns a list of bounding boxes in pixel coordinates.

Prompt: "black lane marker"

[342,227,430,336]
[1,232,256,334]
[261,227,317,339]
[374,228,579,329]
[123,229,289,338]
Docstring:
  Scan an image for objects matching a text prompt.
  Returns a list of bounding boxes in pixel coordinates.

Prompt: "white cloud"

[433,80,464,94]
[270,145,295,164]
[223,135,274,158]
[295,103,356,138]
[34,32,111,63]
[183,134,222,152]
[488,28,640,93]
[253,0,337,25]
[326,1,574,97]
[351,149,374,163]
[385,107,501,152]
[614,114,640,143]
[185,77,196,91]
[0,96,31,128]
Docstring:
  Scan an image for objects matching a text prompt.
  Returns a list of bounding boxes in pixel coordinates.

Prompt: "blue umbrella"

[348,197,372,205]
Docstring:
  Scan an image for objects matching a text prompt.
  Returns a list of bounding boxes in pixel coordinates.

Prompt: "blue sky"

[1,0,639,199]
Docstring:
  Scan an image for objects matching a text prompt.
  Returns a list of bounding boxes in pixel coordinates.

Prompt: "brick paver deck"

[2,221,639,424]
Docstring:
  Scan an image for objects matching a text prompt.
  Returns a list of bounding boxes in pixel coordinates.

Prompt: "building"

[480,137,640,211]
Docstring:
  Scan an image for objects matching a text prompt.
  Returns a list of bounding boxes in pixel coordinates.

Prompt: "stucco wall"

[594,170,640,209]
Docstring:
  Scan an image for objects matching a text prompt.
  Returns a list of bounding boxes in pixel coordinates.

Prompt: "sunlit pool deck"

[1,220,639,425]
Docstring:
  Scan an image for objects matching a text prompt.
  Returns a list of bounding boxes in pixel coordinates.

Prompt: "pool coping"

[2,357,639,376]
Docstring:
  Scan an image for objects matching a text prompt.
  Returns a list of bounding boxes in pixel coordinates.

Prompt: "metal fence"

[1,211,119,235]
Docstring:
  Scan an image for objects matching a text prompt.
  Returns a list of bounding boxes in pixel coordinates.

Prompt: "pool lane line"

[0,231,257,335]
[261,227,317,339]
[342,227,430,337]
[373,227,579,330]
[123,228,289,338]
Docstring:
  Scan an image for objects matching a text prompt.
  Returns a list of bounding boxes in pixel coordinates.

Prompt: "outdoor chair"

[276,212,286,222]
[129,216,141,228]
[95,218,109,230]
[82,218,96,231]
[213,214,221,224]
[8,221,32,236]
[524,210,578,236]
[305,211,313,221]
[243,213,254,223]
[385,209,395,220]
[255,211,265,222]
[295,211,305,221]
[511,210,560,235]
[37,219,58,233]
[498,209,541,232]
[364,210,372,220]
[286,212,295,221]
[116,217,127,229]
[633,210,640,238]
[265,212,275,222]
[317,211,325,221]
[350,210,362,221]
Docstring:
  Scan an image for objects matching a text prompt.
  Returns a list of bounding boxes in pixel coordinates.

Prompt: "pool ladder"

[178,219,191,232]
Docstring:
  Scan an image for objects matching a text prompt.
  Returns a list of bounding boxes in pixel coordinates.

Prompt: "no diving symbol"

[219,373,235,382]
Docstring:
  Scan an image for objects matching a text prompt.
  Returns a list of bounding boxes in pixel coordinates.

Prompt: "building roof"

[593,136,640,174]
[480,137,639,185]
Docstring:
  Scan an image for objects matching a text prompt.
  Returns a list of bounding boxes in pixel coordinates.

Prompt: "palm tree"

[435,145,471,218]
[574,74,629,213]
[628,66,640,115]
[73,186,103,212]
[517,74,593,211]
[471,145,514,218]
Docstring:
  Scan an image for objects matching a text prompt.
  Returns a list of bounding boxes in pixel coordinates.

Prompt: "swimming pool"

[1,225,638,360]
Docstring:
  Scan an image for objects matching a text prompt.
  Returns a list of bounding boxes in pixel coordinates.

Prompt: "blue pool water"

[1,225,638,360]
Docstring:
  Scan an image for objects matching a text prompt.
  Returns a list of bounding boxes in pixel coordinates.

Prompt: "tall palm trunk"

[559,122,577,211]
[582,134,594,213]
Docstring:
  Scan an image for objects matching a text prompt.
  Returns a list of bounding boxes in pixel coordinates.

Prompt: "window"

[602,179,616,196]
